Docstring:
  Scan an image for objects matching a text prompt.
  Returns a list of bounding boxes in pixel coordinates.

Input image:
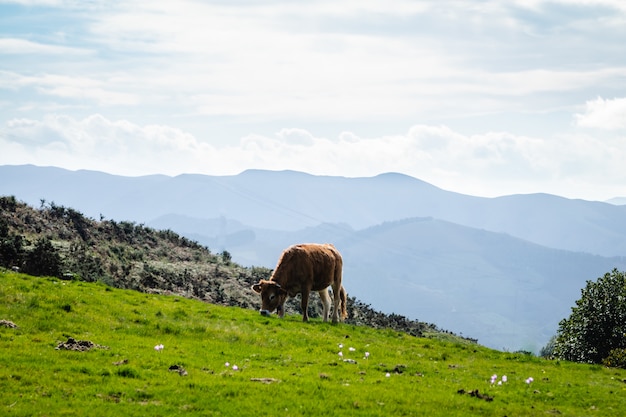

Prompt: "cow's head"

[251,280,288,318]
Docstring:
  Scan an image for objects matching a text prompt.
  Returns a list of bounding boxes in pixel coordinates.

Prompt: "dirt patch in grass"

[55,337,108,351]
[0,319,18,328]
[168,364,188,376]
[457,389,494,402]
[250,377,280,384]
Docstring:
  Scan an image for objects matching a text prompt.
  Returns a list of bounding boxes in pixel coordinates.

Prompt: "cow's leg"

[300,290,310,322]
[330,265,343,323]
[318,289,331,322]
[331,282,342,323]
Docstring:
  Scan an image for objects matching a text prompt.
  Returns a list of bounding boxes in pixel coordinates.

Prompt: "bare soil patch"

[55,337,108,351]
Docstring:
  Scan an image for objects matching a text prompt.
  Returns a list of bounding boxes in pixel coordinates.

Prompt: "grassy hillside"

[0,195,443,339]
[2,271,626,416]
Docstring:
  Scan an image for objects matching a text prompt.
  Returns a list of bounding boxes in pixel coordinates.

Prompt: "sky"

[1,0,625,201]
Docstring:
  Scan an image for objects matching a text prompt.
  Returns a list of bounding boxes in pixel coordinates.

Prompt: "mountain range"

[2,164,626,352]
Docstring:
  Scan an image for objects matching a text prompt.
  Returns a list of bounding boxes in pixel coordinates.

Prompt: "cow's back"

[273,243,342,293]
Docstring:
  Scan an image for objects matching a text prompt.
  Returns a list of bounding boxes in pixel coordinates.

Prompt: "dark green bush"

[603,348,626,369]
[554,269,626,363]
[0,219,26,268]
[23,237,62,278]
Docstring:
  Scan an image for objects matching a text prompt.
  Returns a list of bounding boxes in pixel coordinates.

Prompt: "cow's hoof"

[260,310,271,317]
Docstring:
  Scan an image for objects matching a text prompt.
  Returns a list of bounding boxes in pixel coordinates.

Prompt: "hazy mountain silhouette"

[606,196,626,205]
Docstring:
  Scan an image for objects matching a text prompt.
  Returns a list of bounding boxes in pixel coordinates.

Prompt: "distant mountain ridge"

[2,165,625,257]
[606,196,626,205]
[2,164,626,351]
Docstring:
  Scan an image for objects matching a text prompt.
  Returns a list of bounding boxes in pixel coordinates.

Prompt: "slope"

[0,196,441,339]
[1,271,625,416]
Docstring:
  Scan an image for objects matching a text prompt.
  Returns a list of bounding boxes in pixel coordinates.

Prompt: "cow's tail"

[339,285,348,320]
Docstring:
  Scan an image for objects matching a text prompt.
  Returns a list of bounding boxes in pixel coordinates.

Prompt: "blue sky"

[1,0,625,200]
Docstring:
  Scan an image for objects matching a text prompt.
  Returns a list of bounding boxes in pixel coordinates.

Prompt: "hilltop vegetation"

[1,271,626,416]
[0,195,451,339]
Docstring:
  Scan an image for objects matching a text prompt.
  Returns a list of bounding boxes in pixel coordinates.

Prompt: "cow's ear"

[252,283,262,293]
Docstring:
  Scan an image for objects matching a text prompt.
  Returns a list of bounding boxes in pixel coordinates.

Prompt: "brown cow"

[252,243,347,323]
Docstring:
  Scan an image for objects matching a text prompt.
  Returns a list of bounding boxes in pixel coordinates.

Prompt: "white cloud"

[0,0,63,5]
[575,97,626,130]
[37,84,138,106]
[0,38,92,55]
[66,2,626,123]
[1,114,624,200]
[3,0,626,124]
[0,0,102,8]
[0,71,139,106]
[552,0,626,12]
[0,114,214,174]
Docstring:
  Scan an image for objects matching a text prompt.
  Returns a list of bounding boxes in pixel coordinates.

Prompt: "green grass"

[1,271,625,416]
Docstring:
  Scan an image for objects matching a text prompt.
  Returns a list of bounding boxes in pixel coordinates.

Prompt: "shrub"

[0,196,18,211]
[554,269,626,363]
[221,250,232,265]
[23,237,62,278]
[0,219,26,268]
[540,335,557,358]
[603,348,626,369]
